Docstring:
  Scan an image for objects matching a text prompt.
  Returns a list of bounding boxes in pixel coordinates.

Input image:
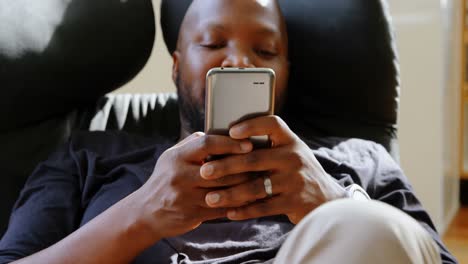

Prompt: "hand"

[132,132,254,240]
[199,116,347,224]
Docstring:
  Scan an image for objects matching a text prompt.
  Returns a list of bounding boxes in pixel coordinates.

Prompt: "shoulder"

[310,137,402,185]
[313,138,392,164]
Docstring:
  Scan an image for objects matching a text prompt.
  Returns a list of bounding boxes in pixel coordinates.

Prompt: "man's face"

[173,0,289,133]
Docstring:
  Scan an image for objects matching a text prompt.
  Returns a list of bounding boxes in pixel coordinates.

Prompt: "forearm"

[13,191,157,264]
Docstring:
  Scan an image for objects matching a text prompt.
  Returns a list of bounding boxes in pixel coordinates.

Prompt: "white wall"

[116,0,461,232]
[388,0,460,232]
[115,0,175,94]
[441,0,461,232]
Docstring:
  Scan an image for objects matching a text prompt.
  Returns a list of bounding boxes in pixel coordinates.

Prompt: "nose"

[221,48,255,68]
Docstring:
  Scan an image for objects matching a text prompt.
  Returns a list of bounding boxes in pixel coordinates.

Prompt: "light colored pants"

[274,199,441,264]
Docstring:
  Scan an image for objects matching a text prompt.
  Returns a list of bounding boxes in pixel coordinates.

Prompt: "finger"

[185,188,223,209]
[229,115,295,147]
[226,195,288,221]
[178,164,254,189]
[200,147,291,180]
[172,132,205,148]
[204,173,286,208]
[181,135,253,162]
[197,172,254,188]
[204,176,266,208]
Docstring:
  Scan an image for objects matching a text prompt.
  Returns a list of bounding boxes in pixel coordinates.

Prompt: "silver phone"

[205,67,275,149]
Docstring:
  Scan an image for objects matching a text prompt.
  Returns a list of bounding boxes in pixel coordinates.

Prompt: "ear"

[172,51,181,84]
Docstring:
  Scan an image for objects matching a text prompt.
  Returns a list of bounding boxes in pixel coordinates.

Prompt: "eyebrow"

[254,27,280,37]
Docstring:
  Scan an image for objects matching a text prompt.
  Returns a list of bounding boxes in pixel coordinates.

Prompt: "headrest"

[0,0,155,132]
[160,0,400,154]
[161,0,192,55]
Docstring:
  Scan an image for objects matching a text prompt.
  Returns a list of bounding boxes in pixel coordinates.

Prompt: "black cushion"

[0,0,155,133]
[279,0,399,158]
[160,0,400,158]
[0,0,155,236]
[0,0,400,237]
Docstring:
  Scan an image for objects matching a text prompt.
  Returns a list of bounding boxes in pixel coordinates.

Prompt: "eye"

[256,49,278,59]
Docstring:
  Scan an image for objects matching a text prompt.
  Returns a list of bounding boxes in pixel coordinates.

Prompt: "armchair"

[0,0,399,238]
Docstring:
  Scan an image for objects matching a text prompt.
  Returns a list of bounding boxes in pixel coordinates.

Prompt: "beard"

[175,70,287,135]
[176,73,205,133]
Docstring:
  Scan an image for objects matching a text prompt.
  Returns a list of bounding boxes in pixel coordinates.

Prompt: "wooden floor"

[443,207,468,264]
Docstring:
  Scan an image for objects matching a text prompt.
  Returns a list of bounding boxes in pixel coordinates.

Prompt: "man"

[0,0,456,263]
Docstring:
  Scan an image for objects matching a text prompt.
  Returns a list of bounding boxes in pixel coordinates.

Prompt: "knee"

[306,199,407,236]
[301,199,423,243]
[292,199,440,263]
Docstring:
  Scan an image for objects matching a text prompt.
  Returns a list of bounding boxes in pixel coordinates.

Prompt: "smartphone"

[205,67,275,149]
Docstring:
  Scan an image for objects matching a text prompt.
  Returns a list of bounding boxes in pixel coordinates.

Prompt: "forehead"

[183,0,283,33]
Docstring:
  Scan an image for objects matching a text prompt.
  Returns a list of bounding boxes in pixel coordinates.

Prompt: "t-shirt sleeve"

[0,142,82,263]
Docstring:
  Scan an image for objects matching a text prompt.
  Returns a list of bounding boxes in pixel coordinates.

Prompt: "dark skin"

[169,0,346,226]
[13,1,346,263]
[173,0,289,136]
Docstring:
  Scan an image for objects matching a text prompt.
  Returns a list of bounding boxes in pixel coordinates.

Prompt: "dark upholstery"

[0,0,400,237]
[0,0,155,132]
[161,0,400,158]
[278,0,399,159]
[0,0,156,235]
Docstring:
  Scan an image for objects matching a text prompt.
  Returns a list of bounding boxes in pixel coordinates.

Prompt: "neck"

[178,115,195,142]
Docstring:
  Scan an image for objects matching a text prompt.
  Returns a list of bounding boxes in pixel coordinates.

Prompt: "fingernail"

[240,141,252,152]
[227,210,236,218]
[207,193,221,205]
[200,164,214,178]
[230,126,242,138]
